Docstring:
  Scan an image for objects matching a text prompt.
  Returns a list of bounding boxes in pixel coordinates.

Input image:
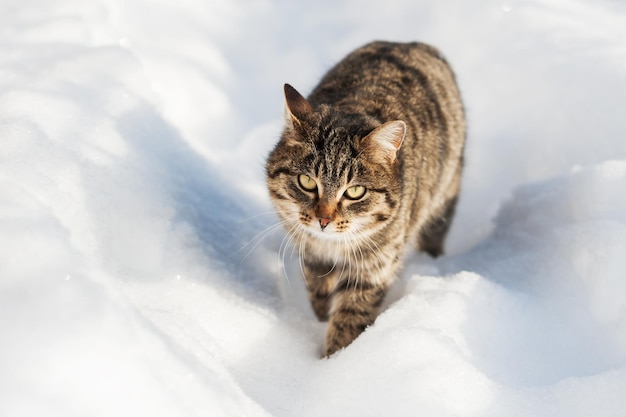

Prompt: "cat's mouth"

[304,222,345,240]
[302,217,367,242]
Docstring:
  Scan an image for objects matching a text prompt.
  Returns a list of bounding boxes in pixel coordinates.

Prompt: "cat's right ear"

[284,83,312,128]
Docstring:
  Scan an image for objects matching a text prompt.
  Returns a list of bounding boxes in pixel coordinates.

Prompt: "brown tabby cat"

[266,41,466,357]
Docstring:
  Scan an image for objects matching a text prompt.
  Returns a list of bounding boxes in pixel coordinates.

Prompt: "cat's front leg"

[303,262,338,322]
[324,280,388,357]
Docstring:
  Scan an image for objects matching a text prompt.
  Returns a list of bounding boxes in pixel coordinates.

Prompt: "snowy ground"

[1,0,626,416]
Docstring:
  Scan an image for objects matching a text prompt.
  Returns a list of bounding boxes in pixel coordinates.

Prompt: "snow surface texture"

[1,0,626,416]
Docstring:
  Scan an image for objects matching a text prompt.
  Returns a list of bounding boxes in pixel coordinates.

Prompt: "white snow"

[1,0,626,416]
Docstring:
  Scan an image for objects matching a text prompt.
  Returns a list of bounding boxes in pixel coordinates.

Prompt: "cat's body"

[266,41,466,356]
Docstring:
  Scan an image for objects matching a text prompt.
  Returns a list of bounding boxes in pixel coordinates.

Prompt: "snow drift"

[1,0,625,416]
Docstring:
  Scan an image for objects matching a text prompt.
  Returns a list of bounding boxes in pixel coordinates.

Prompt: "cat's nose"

[318,217,332,231]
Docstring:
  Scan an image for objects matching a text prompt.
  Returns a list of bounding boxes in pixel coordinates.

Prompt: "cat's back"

[313,41,448,89]
[308,41,464,130]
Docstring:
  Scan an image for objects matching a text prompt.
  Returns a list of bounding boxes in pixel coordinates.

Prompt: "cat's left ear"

[284,83,312,128]
[361,120,406,163]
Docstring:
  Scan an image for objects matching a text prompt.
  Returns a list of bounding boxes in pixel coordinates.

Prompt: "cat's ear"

[361,120,406,163]
[284,83,312,127]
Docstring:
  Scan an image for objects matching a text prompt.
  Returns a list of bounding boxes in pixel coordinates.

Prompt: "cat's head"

[266,84,406,241]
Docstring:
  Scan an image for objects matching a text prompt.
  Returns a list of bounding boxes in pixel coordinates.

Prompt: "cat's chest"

[303,233,394,265]
[304,236,348,261]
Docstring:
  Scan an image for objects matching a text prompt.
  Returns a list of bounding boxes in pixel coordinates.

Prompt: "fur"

[266,41,466,356]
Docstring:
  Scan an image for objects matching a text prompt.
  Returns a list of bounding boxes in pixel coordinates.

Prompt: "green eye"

[298,174,317,191]
[344,185,366,200]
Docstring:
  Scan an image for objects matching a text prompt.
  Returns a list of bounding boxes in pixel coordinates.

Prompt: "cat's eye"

[298,174,317,192]
[344,185,366,200]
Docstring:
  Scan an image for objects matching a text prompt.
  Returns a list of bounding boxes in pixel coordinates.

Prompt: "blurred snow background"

[1,0,625,416]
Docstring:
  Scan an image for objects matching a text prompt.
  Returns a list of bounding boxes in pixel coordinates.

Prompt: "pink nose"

[318,217,332,230]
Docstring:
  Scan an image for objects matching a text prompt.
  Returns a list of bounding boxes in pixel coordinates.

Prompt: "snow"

[1,0,626,416]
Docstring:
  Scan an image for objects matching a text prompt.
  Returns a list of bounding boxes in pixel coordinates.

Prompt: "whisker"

[236,210,282,224]
[356,237,366,291]
[347,233,359,291]
[278,220,302,287]
[236,218,293,262]
[299,229,309,288]
[281,222,301,260]
[357,233,388,292]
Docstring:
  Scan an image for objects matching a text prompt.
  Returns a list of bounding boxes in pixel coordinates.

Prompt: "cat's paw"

[310,299,330,322]
[323,320,368,357]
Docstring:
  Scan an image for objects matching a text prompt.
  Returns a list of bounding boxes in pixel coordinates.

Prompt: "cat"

[266,41,466,357]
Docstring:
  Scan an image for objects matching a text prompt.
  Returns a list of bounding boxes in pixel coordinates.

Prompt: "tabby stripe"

[268,167,291,179]
[313,291,331,300]
[269,189,287,200]
[331,322,369,334]
[303,259,336,272]
[370,188,396,209]
[336,158,351,180]
[346,164,355,184]
[335,279,377,292]
[373,213,389,222]
[334,286,388,307]
[302,153,317,169]
[372,291,387,308]
[337,307,372,318]
[375,54,449,139]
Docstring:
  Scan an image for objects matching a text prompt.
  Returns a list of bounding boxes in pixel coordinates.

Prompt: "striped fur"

[266,41,466,357]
